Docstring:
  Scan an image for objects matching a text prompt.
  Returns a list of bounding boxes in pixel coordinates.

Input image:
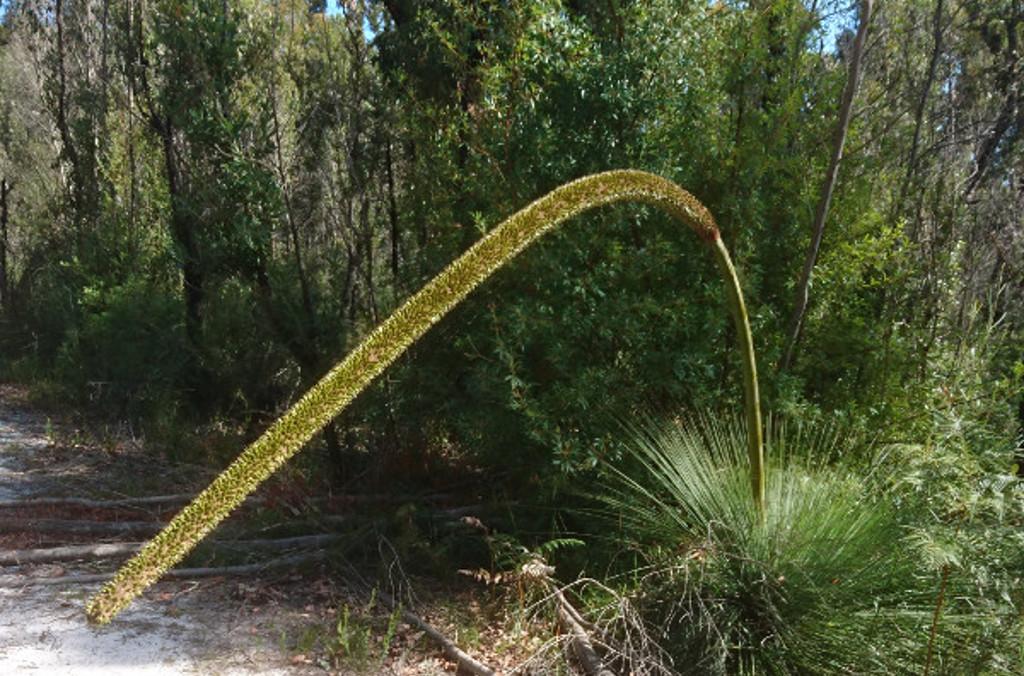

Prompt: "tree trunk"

[252,266,347,480]
[0,178,9,311]
[52,0,80,181]
[158,120,205,359]
[0,493,192,510]
[386,138,400,283]
[898,0,945,219]
[52,0,82,241]
[1016,393,1024,477]
[52,0,101,234]
[778,0,873,373]
[125,0,204,367]
[269,71,317,350]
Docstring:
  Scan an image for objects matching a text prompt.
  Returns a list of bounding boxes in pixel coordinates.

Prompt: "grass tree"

[86,170,764,624]
[597,415,965,673]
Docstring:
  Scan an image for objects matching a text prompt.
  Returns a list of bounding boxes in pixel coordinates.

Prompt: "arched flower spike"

[86,170,764,624]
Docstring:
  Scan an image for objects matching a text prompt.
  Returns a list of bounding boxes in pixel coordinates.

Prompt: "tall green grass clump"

[86,170,765,624]
[600,415,979,674]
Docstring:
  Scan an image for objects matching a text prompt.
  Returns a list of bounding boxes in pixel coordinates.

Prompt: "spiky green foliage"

[599,415,982,674]
[86,170,763,624]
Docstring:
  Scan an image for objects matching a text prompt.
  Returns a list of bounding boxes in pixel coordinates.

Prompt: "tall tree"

[778,0,873,373]
[0,177,9,309]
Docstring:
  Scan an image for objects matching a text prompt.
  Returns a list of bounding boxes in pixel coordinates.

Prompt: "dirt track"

[0,390,312,675]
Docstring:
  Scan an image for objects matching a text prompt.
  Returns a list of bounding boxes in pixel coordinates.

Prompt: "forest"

[0,0,1022,673]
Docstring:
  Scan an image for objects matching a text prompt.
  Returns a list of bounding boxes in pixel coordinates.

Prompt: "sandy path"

[0,391,314,675]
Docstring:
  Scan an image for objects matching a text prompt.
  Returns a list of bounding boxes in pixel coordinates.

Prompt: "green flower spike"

[85,170,764,624]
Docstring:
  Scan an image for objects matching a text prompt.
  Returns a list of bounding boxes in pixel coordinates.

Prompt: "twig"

[521,576,673,676]
[923,563,951,676]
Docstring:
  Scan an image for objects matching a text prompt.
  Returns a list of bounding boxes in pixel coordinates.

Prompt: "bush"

[52,278,187,421]
[597,414,991,674]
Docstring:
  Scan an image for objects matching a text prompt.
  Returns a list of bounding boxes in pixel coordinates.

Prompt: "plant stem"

[86,170,764,624]
[923,563,951,676]
[712,236,765,513]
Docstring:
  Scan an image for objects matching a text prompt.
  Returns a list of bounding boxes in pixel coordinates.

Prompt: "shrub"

[599,414,986,674]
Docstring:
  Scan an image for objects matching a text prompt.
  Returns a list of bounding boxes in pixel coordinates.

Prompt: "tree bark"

[778,0,873,373]
[51,0,101,232]
[0,541,143,565]
[52,0,80,183]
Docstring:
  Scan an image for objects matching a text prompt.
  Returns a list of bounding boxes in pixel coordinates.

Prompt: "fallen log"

[0,494,194,510]
[0,541,141,565]
[0,533,345,566]
[0,550,328,587]
[0,491,456,511]
[0,518,163,537]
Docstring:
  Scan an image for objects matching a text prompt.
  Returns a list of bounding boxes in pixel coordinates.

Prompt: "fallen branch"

[551,585,604,640]
[552,586,615,676]
[374,588,496,676]
[400,607,497,676]
[0,491,456,511]
[0,533,345,565]
[0,493,193,510]
[0,518,162,537]
[0,541,142,565]
[0,550,327,587]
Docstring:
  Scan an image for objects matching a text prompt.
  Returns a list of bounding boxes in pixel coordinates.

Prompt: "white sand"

[0,395,310,675]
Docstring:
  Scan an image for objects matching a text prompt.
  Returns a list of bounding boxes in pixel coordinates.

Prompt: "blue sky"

[320,1,854,53]
[0,0,852,53]
[323,1,378,41]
